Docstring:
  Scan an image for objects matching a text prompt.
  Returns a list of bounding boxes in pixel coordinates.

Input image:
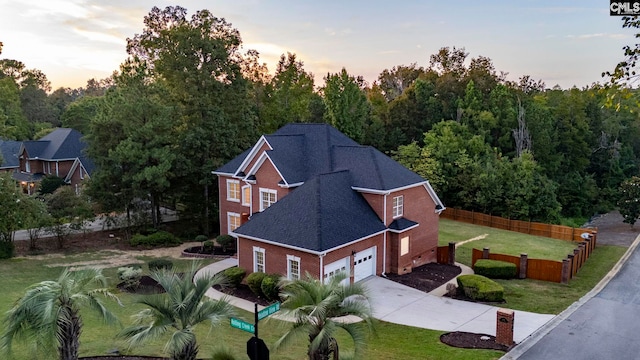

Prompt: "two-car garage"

[323,246,376,284]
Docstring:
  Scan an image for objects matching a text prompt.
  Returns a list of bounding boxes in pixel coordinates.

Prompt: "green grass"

[439,219,579,266]
[0,252,503,360]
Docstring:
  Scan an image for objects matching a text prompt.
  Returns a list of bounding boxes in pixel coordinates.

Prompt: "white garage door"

[323,257,349,284]
[354,246,376,282]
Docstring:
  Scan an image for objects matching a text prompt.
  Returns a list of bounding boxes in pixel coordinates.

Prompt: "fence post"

[483,247,490,259]
[561,258,571,284]
[519,253,528,279]
[585,238,591,259]
[448,242,456,265]
[579,243,587,268]
[568,254,576,277]
[592,231,597,248]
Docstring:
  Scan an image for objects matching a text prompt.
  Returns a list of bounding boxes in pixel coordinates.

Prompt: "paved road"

[504,235,640,359]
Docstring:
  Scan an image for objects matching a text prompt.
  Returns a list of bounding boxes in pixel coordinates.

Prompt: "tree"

[1,268,121,360]
[377,63,424,101]
[274,272,375,360]
[323,68,370,142]
[20,195,51,251]
[618,176,640,227]
[120,263,235,360]
[45,186,94,248]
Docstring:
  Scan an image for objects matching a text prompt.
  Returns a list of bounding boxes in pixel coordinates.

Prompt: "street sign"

[257,302,280,320]
[230,317,255,334]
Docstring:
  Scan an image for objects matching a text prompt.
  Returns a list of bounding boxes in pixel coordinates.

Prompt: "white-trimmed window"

[253,246,265,273]
[392,195,404,218]
[226,179,240,202]
[228,212,241,233]
[242,185,251,206]
[259,188,277,211]
[287,255,301,280]
[400,236,410,256]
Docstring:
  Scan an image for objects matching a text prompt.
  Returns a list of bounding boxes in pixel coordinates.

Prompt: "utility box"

[496,308,515,347]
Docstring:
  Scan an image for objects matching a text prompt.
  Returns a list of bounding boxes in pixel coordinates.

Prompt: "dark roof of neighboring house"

[215,123,426,191]
[0,140,21,169]
[233,170,387,253]
[21,128,94,175]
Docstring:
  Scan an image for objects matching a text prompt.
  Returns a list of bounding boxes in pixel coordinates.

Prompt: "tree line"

[1,6,639,228]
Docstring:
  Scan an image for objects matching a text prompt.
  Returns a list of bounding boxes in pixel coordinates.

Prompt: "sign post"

[229,302,280,360]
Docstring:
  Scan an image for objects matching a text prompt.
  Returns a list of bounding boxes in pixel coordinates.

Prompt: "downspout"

[319,253,325,281]
[382,193,388,277]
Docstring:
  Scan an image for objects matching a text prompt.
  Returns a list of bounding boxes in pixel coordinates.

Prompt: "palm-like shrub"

[1,268,121,360]
[119,262,235,360]
[274,272,375,360]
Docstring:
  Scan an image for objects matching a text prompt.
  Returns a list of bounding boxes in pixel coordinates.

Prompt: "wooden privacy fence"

[471,231,597,283]
[437,243,456,265]
[441,208,596,242]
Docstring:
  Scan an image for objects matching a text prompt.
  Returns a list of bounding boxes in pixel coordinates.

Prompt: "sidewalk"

[195,259,554,342]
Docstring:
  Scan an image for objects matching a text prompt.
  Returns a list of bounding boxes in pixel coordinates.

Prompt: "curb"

[500,232,640,359]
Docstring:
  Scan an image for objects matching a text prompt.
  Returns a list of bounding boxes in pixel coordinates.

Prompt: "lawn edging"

[501,233,640,360]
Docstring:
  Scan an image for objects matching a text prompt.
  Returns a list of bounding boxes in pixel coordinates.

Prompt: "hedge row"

[457,274,504,302]
[474,259,517,279]
[130,231,182,247]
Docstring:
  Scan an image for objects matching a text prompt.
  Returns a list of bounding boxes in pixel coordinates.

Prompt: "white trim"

[287,254,301,280]
[351,181,428,195]
[259,188,277,212]
[226,179,241,202]
[392,195,403,218]
[383,193,387,274]
[235,136,272,176]
[245,152,288,186]
[227,212,241,233]
[278,181,304,188]
[388,223,420,233]
[423,181,445,214]
[253,246,265,273]
[241,185,251,207]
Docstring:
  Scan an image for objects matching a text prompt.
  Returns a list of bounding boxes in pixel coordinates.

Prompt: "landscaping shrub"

[195,234,208,243]
[474,259,517,279]
[223,267,246,288]
[0,241,14,259]
[261,274,282,301]
[118,266,142,289]
[130,230,182,247]
[457,274,504,302]
[246,272,267,297]
[148,258,174,272]
[216,234,236,252]
[203,240,215,253]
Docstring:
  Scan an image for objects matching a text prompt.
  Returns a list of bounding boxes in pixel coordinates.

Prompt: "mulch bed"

[214,283,273,306]
[385,262,462,292]
[440,332,510,351]
[117,275,166,295]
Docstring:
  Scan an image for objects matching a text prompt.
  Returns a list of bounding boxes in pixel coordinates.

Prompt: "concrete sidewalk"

[196,259,554,342]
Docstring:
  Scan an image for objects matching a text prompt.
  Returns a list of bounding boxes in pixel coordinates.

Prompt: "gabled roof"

[18,128,94,176]
[0,140,21,169]
[214,123,427,191]
[233,170,387,253]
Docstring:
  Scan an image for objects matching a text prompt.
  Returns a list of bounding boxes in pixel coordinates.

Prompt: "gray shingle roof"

[215,123,426,191]
[20,128,94,175]
[0,140,21,169]
[233,170,386,253]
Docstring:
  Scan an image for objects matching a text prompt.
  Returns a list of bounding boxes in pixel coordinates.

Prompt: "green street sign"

[230,317,255,334]
[257,302,280,320]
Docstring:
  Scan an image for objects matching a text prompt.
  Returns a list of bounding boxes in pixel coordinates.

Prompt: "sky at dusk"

[0,0,631,91]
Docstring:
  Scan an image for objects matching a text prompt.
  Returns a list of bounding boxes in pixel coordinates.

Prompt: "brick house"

[0,128,94,194]
[213,123,444,283]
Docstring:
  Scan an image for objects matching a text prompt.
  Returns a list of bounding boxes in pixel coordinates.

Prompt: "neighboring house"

[0,139,21,174]
[213,123,445,284]
[2,128,94,195]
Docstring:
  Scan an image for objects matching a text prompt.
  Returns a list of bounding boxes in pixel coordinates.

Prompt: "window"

[253,246,265,273]
[392,195,404,218]
[259,188,277,211]
[227,179,240,202]
[242,185,251,206]
[228,212,241,233]
[400,236,410,256]
[287,255,300,280]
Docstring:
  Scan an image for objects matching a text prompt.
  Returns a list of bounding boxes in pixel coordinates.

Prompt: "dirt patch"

[385,263,461,293]
[585,210,640,247]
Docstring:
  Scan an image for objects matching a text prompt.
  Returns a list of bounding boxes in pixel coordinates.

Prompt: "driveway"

[504,234,640,359]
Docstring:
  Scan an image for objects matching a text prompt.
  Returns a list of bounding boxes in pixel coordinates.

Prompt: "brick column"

[496,309,515,347]
[519,253,528,279]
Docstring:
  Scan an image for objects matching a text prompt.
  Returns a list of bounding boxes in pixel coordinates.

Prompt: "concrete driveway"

[504,234,640,359]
